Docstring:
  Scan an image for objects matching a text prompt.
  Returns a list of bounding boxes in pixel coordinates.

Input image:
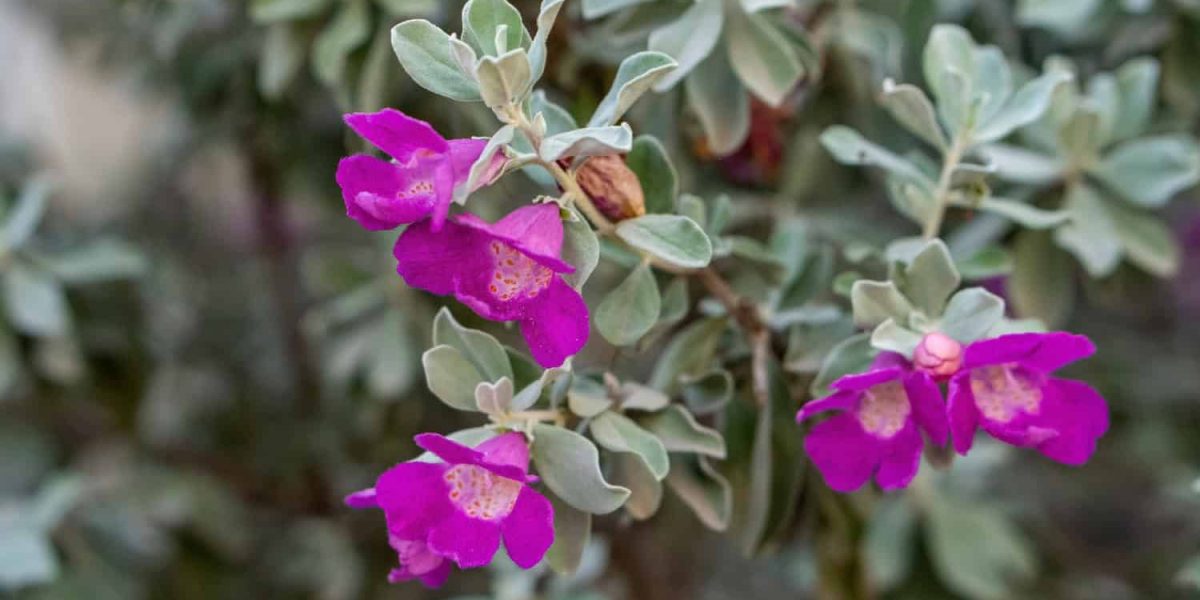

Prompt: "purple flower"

[393,202,589,368]
[797,353,948,492]
[335,109,505,232]
[948,332,1109,465]
[345,432,554,586]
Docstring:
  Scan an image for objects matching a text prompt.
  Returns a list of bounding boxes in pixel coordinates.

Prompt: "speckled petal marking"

[856,380,911,438]
[970,364,1043,423]
[443,464,522,521]
[487,241,553,302]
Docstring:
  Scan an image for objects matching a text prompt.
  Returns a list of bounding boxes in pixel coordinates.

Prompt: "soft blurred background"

[2,0,1200,598]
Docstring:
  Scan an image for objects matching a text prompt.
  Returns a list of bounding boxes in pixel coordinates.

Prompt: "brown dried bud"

[573,155,645,222]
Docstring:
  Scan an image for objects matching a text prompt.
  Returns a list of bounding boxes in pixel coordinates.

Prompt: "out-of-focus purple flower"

[393,203,588,368]
[797,353,948,492]
[980,275,1009,305]
[345,432,554,587]
[947,332,1108,465]
[1175,209,1200,315]
[913,332,963,379]
[335,109,505,231]
[713,97,789,187]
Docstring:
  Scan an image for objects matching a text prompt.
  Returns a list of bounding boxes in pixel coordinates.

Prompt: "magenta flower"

[797,353,948,492]
[393,202,589,368]
[345,432,554,587]
[335,109,505,231]
[947,332,1109,465]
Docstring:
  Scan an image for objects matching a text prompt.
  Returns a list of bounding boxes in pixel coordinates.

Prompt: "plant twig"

[922,137,966,240]
[695,267,772,407]
[503,106,615,234]
[501,102,775,407]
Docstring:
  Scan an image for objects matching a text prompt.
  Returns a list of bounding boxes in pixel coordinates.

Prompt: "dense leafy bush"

[3,0,1200,598]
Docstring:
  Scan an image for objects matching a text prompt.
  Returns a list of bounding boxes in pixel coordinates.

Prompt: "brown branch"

[694,267,772,407]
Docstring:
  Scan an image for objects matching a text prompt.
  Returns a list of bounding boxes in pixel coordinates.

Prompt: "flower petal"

[904,371,948,445]
[518,278,590,368]
[375,461,452,538]
[427,509,502,569]
[457,204,574,272]
[452,244,544,323]
[415,433,530,481]
[426,159,456,232]
[336,154,442,230]
[947,372,980,455]
[390,536,444,576]
[501,487,554,569]
[344,487,378,509]
[415,433,486,464]
[803,412,879,493]
[344,109,448,162]
[446,138,492,182]
[475,432,531,477]
[394,220,491,296]
[796,390,859,422]
[967,374,1062,450]
[1021,332,1096,373]
[874,422,923,491]
[1033,378,1109,465]
[417,561,452,588]
[389,560,451,588]
[962,332,1095,373]
[830,366,904,393]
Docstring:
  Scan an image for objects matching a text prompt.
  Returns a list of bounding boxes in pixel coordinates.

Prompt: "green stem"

[502,105,615,234]
[921,137,966,240]
[494,409,566,429]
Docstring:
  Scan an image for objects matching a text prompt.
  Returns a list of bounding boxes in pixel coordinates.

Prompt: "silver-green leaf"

[640,404,725,458]
[421,345,485,411]
[539,125,633,162]
[647,0,723,91]
[590,411,670,480]
[391,20,481,101]
[615,215,712,269]
[432,307,513,383]
[595,262,660,346]
[588,51,678,127]
[724,6,804,107]
[940,288,1005,343]
[531,424,631,514]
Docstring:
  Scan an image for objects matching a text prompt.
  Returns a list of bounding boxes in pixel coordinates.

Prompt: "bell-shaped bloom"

[947,332,1108,465]
[393,203,589,368]
[797,353,948,492]
[335,109,505,231]
[345,432,554,587]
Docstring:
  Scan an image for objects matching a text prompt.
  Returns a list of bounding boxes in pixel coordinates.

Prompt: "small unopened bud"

[574,155,645,222]
[913,332,963,378]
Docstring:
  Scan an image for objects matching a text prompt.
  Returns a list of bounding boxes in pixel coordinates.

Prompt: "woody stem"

[696,267,772,407]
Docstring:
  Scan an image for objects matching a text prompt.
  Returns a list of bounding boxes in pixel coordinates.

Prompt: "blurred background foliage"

[2,0,1200,598]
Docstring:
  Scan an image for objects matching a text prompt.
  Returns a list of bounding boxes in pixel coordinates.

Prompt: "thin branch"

[501,102,776,407]
[695,267,772,407]
[922,136,966,240]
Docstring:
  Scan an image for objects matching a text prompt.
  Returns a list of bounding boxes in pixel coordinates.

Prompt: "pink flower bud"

[913,332,963,378]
